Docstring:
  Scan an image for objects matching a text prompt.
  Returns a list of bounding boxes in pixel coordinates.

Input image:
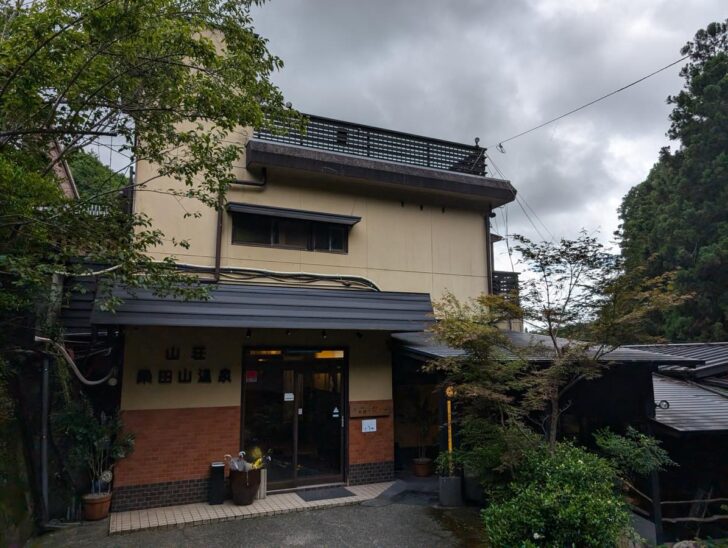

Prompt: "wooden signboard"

[349,401,392,418]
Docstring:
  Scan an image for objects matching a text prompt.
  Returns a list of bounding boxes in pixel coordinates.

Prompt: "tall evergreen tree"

[618,20,728,341]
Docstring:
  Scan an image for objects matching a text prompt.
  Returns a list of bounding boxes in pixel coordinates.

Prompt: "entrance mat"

[295,486,355,503]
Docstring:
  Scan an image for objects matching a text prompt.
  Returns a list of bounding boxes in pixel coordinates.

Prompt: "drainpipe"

[214,193,224,283]
[484,208,493,294]
[41,356,50,523]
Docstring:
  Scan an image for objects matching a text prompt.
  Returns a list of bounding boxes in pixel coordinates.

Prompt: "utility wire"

[487,152,551,243]
[489,55,689,149]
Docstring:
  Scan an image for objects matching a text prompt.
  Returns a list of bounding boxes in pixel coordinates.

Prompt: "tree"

[428,293,534,487]
[618,20,728,341]
[513,231,665,449]
[0,0,297,523]
[0,0,298,353]
[66,149,127,197]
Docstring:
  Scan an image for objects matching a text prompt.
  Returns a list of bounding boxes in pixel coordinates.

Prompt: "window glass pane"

[329,227,345,251]
[233,214,271,245]
[313,224,330,251]
[275,219,309,249]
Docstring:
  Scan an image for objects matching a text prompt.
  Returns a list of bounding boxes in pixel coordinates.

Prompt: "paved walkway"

[110,482,392,535]
[33,481,485,547]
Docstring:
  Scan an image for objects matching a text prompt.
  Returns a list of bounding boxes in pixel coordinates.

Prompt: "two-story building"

[67,115,519,511]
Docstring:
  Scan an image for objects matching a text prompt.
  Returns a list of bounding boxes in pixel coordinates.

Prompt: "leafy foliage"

[594,426,676,479]
[66,150,127,197]
[482,442,634,547]
[618,20,728,340]
[0,0,297,354]
[513,232,682,448]
[428,293,531,482]
[53,396,134,493]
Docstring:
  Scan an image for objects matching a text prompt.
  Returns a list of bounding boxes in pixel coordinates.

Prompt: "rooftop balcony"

[254,113,487,177]
[247,114,516,209]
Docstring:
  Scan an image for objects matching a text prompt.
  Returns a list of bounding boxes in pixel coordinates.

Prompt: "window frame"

[231,212,350,254]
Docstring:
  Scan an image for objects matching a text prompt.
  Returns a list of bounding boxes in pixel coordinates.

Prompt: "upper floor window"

[228,203,360,254]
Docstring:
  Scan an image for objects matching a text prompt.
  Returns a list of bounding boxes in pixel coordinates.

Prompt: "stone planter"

[463,465,485,504]
[82,492,112,521]
[438,476,463,507]
[412,457,433,477]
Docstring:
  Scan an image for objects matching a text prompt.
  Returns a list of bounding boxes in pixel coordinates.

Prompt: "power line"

[487,151,551,243]
[489,55,689,149]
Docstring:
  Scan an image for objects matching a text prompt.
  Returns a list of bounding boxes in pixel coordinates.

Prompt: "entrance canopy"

[90,284,434,332]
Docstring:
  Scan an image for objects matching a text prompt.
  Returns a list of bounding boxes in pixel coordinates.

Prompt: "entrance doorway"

[241,348,346,490]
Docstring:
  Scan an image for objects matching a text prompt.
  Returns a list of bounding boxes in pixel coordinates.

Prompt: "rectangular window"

[232,213,349,253]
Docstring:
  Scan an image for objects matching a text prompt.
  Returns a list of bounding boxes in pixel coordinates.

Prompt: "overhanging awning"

[226,203,361,226]
[90,284,433,331]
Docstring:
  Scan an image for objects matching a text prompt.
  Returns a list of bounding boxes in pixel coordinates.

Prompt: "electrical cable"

[487,152,550,242]
[489,55,689,149]
[34,336,116,386]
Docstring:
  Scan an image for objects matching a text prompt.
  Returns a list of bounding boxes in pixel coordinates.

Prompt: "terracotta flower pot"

[83,492,112,521]
[412,457,433,477]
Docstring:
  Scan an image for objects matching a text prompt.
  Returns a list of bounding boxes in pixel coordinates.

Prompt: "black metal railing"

[254,114,487,176]
[492,271,519,297]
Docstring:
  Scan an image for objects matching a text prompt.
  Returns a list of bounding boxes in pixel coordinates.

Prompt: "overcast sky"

[250,0,726,270]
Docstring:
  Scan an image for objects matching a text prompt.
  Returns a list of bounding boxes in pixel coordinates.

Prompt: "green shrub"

[482,442,634,547]
[594,426,675,478]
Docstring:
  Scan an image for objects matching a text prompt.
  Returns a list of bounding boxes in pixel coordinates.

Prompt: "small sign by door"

[362,419,377,433]
[332,406,340,418]
[284,392,294,402]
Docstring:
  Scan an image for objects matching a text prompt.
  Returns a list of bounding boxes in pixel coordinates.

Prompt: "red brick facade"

[115,406,240,487]
[347,400,394,465]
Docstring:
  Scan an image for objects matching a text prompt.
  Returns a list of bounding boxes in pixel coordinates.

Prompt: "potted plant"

[225,450,269,505]
[411,395,434,477]
[56,399,134,520]
[435,451,463,507]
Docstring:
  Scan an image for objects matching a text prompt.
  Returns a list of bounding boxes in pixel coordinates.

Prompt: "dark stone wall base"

[112,478,212,511]
[347,461,394,485]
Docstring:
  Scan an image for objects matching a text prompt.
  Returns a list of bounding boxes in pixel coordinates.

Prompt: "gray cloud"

[251,0,726,268]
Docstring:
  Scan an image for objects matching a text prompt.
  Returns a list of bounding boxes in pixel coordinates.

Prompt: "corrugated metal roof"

[652,374,728,432]
[391,331,466,359]
[627,343,728,378]
[392,330,701,365]
[90,284,434,332]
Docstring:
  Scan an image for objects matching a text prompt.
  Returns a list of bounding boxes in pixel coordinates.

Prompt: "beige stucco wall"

[121,327,391,411]
[134,135,491,302]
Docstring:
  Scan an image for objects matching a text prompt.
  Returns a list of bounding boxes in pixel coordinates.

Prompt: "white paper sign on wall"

[362,419,377,433]
[284,392,294,402]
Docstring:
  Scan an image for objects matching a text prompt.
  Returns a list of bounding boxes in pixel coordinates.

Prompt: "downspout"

[214,193,224,283]
[484,208,493,294]
[41,356,50,523]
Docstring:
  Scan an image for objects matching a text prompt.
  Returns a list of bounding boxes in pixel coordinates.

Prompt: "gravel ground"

[30,491,486,548]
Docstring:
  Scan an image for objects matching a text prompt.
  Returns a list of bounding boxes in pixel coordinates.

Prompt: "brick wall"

[347,400,394,484]
[115,406,240,488]
[347,399,393,465]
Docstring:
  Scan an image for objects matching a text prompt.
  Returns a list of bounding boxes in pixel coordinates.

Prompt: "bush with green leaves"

[482,442,634,547]
[54,398,134,494]
[594,426,675,479]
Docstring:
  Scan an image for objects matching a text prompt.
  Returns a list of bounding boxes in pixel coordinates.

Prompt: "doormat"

[295,486,355,503]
